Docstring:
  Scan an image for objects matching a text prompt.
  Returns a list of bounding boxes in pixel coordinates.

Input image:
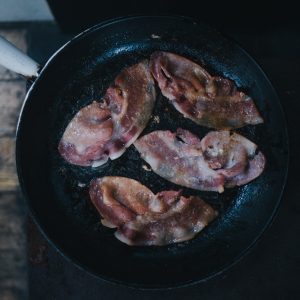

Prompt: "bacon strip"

[89,177,217,246]
[58,61,156,166]
[134,129,265,192]
[200,130,265,187]
[150,51,263,129]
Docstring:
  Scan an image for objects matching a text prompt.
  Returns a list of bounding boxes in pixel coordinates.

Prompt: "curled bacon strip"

[150,51,263,129]
[89,177,217,246]
[134,129,265,192]
[59,61,156,166]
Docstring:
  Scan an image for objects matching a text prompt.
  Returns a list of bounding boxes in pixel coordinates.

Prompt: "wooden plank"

[0,81,25,137]
[0,137,18,191]
[0,192,27,300]
[0,27,28,300]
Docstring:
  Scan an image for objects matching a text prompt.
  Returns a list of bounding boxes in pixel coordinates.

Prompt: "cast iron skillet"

[11,16,289,288]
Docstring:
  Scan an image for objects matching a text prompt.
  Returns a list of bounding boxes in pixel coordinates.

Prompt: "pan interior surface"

[16,16,288,288]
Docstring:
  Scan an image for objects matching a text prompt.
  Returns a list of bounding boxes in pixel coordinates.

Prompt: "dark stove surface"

[27,22,300,299]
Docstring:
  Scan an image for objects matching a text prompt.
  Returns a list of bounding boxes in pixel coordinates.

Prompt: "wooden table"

[0,27,27,300]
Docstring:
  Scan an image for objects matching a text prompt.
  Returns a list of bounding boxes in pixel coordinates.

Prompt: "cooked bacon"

[224,151,266,188]
[150,51,263,129]
[200,130,265,187]
[58,101,113,166]
[89,177,155,227]
[89,177,217,246]
[134,129,265,192]
[58,61,156,166]
[134,129,225,192]
[116,195,217,246]
[105,61,156,160]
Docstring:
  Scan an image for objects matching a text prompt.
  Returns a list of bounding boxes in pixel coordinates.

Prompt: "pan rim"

[15,15,289,289]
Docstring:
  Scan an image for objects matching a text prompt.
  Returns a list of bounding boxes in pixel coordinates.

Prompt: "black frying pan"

[0,16,288,288]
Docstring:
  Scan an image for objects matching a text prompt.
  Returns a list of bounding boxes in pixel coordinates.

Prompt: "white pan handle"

[0,36,40,78]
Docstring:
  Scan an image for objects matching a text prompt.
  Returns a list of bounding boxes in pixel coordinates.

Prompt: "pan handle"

[0,36,40,78]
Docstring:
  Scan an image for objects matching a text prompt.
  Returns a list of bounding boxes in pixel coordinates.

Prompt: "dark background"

[46,0,300,34]
[27,1,300,299]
